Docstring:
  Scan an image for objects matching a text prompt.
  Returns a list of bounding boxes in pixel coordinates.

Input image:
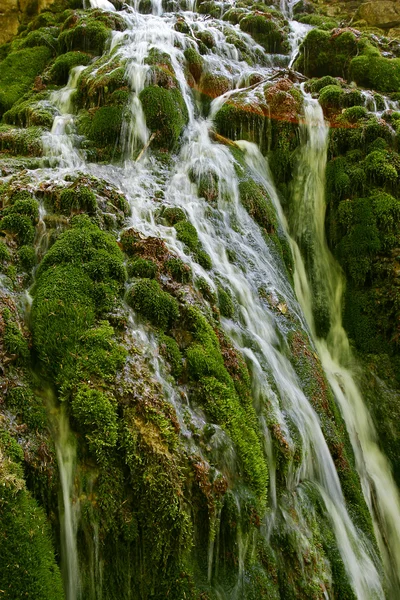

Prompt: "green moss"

[3,308,30,364]
[295,28,358,78]
[174,220,199,251]
[297,13,337,30]
[0,47,52,116]
[6,385,48,431]
[183,306,267,504]
[0,240,9,262]
[3,93,56,129]
[19,28,58,52]
[350,54,400,93]
[128,257,158,279]
[72,385,118,462]
[165,257,192,283]
[239,14,289,54]
[364,150,398,185]
[158,333,182,377]
[58,15,111,56]
[139,85,189,150]
[31,216,125,382]
[49,50,91,85]
[0,124,44,156]
[213,100,267,148]
[308,75,340,93]
[184,47,204,83]
[18,244,36,270]
[218,286,234,318]
[128,278,179,331]
[160,205,186,225]
[0,445,63,599]
[197,249,212,270]
[77,105,124,147]
[58,185,97,215]
[319,85,344,110]
[239,179,278,233]
[0,213,36,245]
[342,105,368,123]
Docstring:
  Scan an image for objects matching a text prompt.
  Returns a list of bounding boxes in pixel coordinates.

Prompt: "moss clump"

[213,99,267,148]
[218,286,234,318]
[158,333,182,377]
[0,194,38,245]
[0,47,52,116]
[57,184,97,215]
[128,278,179,331]
[174,220,198,251]
[295,29,358,78]
[0,440,64,600]
[3,308,30,364]
[239,14,289,54]
[77,105,124,147]
[31,215,125,383]
[71,385,118,462]
[184,306,267,505]
[18,244,36,270]
[350,52,400,93]
[0,240,10,262]
[139,85,189,150]
[239,179,278,233]
[127,257,158,279]
[184,47,204,83]
[0,124,44,156]
[5,385,48,431]
[165,257,192,283]
[3,93,56,129]
[174,220,212,269]
[58,11,119,56]
[49,50,91,85]
[160,205,186,225]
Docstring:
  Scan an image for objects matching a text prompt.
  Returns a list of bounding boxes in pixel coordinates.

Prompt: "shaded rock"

[358,1,400,29]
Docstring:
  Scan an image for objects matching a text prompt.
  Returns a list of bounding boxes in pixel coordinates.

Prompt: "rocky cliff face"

[0,0,57,45]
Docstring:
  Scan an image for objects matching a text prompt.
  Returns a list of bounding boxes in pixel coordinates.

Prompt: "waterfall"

[45,390,80,600]
[11,0,398,597]
[287,89,400,596]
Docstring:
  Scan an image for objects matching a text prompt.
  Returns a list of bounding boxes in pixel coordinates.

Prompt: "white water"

[27,0,400,597]
[287,90,400,597]
[46,391,80,600]
[42,66,85,169]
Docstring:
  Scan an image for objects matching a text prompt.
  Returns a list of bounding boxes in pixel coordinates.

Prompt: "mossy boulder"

[139,85,189,150]
[49,50,91,85]
[295,28,359,78]
[239,12,289,54]
[0,46,52,116]
[127,278,179,331]
[0,440,64,600]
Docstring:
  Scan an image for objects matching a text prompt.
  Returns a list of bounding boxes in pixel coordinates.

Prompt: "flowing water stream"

[27,0,400,597]
[286,90,400,598]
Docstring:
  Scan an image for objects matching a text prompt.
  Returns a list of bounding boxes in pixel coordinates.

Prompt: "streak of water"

[286,88,400,597]
[45,390,80,600]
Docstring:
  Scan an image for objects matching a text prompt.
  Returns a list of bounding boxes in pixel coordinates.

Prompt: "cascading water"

[8,0,397,597]
[45,390,80,600]
[285,88,400,597]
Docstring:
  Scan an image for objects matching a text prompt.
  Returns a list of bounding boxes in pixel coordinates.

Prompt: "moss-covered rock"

[239,12,289,54]
[0,46,52,116]
[0,438,64,600]
[139,85,189,150]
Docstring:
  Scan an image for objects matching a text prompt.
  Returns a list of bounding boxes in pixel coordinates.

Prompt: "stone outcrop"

[357,0,400,29]
[0,0,55,45]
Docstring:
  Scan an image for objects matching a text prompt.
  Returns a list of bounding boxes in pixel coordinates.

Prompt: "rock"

[357,1,400,29]
[0,0,54,45]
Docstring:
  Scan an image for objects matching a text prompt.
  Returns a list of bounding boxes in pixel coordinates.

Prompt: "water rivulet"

[1,0,400,598]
